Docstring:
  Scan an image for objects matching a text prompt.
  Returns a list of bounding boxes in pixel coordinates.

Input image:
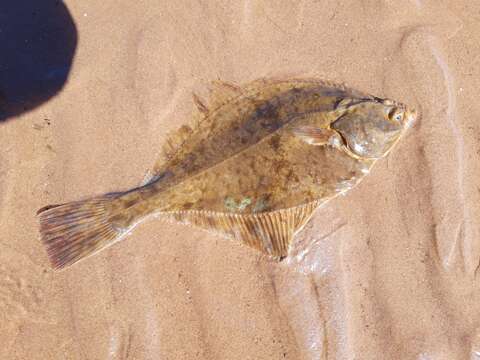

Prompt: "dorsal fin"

[238,77,372,100]
[206,80,243,110]
[190,81,243,117]
[162,201,320,258]
[192,92,209,115]
[151,80,243,178]
[161,124,195,162]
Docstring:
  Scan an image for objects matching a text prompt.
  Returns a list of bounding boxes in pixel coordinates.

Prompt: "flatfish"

[38,78,416,269]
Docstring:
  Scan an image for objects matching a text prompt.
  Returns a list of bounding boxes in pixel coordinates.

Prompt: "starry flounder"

[38,78,416,269]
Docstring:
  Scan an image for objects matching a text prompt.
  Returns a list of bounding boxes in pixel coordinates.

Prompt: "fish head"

[331,97,417,159]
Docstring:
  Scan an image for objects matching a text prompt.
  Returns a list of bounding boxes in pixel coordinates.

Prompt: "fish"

[37,78,417,270]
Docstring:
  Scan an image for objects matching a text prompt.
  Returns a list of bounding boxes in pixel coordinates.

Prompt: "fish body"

[38,78,416,269]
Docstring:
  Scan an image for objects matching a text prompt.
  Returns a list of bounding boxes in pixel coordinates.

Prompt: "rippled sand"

[1,1,480,359]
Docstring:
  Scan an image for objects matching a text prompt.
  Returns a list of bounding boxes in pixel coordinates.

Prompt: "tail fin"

[37,194,125,270]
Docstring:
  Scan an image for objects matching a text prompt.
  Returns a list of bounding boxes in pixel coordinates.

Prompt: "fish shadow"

[0,0,77,122]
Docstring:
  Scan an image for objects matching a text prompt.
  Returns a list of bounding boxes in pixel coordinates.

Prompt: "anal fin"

[163,201,320,258]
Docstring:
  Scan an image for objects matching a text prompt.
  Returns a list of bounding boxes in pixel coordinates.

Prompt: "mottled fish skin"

[37,78,416,269]
[153,79,372,191]
[123,78,413,216]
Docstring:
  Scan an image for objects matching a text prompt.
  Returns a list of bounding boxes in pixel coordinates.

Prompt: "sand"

[1,0,480,359]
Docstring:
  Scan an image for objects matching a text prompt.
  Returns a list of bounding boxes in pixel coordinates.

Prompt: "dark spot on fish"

[207,216,216,227]
[269,134,281,151]
[273,159,289,173]
[181,153,197,170]
[122,198,138,208]
[254,101,278,119]
[182,202,194,210]
[286,169,299,183]
[320,88,347,97]
[261,118,281,131]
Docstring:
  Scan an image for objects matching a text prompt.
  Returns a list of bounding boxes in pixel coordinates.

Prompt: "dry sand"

[1,0,480,359]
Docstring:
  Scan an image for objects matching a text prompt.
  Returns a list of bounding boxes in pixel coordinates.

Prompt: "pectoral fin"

[292,126,342,147]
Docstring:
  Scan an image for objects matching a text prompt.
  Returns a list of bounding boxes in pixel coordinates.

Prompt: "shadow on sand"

[0,1,77,122]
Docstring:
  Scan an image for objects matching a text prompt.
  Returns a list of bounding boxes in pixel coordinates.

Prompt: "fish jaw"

[404,107,418,129]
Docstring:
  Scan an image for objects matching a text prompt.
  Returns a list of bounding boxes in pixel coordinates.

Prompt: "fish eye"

[393,112,403,122]
[388,108,404,122]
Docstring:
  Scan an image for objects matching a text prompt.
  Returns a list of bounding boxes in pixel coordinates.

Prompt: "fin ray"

[152,80,244,178]
[163,201,320,258]
[292,126,333,145]
[38,195,124,269]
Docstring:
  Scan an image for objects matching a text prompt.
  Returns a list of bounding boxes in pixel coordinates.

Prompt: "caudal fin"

[37,195,124,270]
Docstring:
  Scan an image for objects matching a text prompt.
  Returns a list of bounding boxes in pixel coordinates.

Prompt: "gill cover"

[331,99,406,159]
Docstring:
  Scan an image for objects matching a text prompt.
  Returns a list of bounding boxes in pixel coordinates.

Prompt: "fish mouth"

[404,108,417,129]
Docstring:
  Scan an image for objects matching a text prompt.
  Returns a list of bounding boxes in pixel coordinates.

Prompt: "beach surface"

[2,1,480,359]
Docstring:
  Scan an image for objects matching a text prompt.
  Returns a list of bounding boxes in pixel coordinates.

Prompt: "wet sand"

[2,1,480,359]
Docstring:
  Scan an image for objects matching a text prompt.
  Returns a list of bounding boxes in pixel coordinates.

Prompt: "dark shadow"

[0,0,77,122]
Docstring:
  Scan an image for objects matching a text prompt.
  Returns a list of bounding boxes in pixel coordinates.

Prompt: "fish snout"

[404,107,418,129]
